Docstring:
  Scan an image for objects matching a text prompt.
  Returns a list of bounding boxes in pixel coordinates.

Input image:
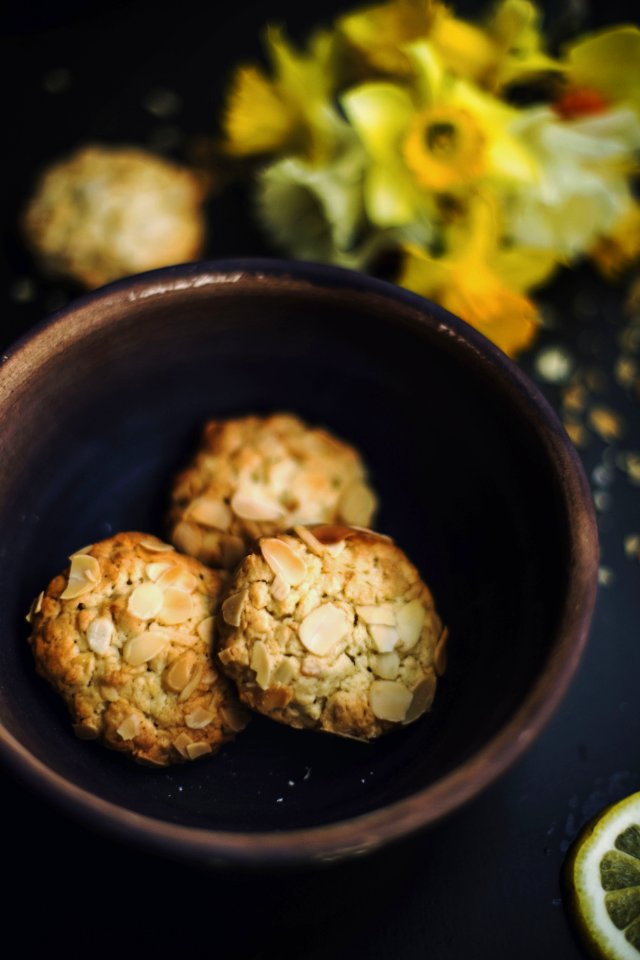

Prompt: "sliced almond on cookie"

[123,631,167,666]
[230,491,285,522]
[186,497,232,531]
[260,538,306,586]
[369,680,412,722]
[128,583,163,620]
[60,554,101,600]
[86,616,114,655]
[299,603,348,657]
[396,599,425,650]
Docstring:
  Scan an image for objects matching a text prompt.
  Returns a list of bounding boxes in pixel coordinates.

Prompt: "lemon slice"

[565,791,640,959]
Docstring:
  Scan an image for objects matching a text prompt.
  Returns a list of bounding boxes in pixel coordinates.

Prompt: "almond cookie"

[26,532,249,766]
[217,525,447,740]
[22,145,206,289]
[168,414,378,569]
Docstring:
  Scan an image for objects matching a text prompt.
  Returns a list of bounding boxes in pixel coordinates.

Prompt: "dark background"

[1,1,639,957]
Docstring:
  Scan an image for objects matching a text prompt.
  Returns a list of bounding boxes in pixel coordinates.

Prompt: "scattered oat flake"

[619,452,640,485]
[624,534,640,562]
[615,356,637,389]
[588,407,623,443]
[592,464,614,488]
[593,491,612,512]
[534,345,573,384]
[598,567,615,587]
[564,422,588,448]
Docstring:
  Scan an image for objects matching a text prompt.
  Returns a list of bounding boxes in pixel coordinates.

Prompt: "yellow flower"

[340,41,536,228]
[403,104,486,190]
[337,0,496,83]
[485,0,561,90]
[398,196,558,355]
[224,26,342,163]
[501,106,640,258]
[564,26,640,115]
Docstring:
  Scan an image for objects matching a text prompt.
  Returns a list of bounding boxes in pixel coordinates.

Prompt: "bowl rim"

[0,258,599,867]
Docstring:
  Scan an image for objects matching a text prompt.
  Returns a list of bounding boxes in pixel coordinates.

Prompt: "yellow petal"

[364,164,418,227]
[565,26,640,111]
[590,204,640,278]
[341,82,414,162]
[224,65,298,156]
[430,13,497,83]
[492,246,560,291]
[489,0,563,89]
[338,0,441,76]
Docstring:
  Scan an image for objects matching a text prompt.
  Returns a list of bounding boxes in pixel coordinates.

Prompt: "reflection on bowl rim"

[0,259,599,867]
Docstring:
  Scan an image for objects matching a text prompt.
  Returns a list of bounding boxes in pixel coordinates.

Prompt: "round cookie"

[217,525,447,740]
[26,532,249,766]
[168,414,378,569]
[22,145,206,289]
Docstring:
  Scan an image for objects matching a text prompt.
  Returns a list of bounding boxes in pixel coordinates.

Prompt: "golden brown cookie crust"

[22,145,206,289]
[168,414,378,569]
[26,532,249,766]
[217,525,446,740]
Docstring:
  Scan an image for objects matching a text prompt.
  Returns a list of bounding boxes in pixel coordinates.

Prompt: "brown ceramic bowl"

[0,259,598,867]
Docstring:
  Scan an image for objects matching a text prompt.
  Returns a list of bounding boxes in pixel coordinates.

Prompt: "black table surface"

[2,2,639,956]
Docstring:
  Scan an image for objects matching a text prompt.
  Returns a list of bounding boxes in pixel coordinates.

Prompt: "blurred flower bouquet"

[222,0,640,354]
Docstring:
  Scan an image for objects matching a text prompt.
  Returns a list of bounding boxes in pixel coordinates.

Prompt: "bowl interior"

[0,266,571,836]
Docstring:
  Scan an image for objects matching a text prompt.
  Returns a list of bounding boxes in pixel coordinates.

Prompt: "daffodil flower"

[501,106,640,257]
[340,41,536,229]
[398,196,558,355]
[224,26,344,164]
[338,0,497,84]
[564,26,640,116]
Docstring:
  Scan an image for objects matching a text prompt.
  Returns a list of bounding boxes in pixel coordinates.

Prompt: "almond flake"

[158,587,193,625]
[260,538,306,586]
[299,603,348,657]
[403,675,436,724]
[155,565,198,593]
[128,582,164,620]
[197,616,214,643]
[60,554,101,600]
[273,658,296,685]
[339,482,377,526]
[271,575,290,602]
[123,631,167,666]
[139,537,175,552]
[230,490,285,522]
[173,732,192,758]
[145,561,172,582]
[372,651,400,680]
[185,707,215,729]
[293,525,325,556]
[171,521,203,557]
[369,624,399,653]
[434,626,449,677]
[178,663,203,702]
[221,590,247,627]
[186,741,212,760]
[86,617,114,655]
[369,680,412,722]
[310,524,354,545]
[116,714,140,740]
[26,590,45,623]
[186,496,232,531]
[163,652,196,693]
[356,604,396,627]
[396,599,426,650]
[250,641,272,689]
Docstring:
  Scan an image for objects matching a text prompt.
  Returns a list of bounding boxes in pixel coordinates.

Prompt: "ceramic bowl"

[0,259,598,866]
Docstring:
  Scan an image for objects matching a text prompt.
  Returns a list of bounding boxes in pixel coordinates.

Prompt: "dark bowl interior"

[0,260,597,865]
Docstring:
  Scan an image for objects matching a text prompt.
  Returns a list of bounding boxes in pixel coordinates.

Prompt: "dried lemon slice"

[565,791,640,959]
